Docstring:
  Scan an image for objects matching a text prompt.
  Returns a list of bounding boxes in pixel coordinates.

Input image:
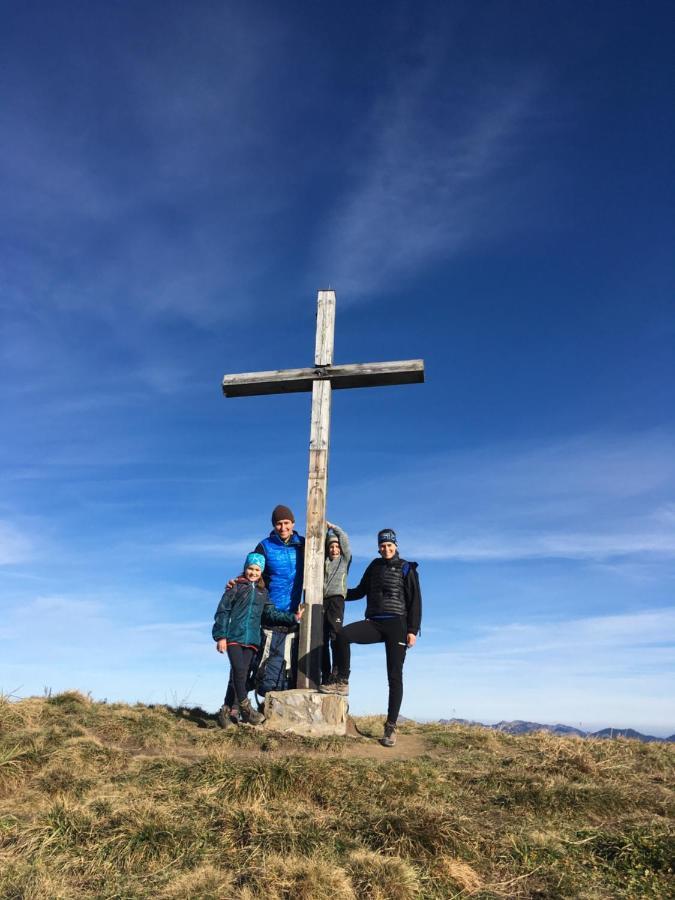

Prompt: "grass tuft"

[346,849,421,899]
[241,852,356,899]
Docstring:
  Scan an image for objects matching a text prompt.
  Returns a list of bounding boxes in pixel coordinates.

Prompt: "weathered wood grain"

[298,291,335,689]
[221,359,424,397]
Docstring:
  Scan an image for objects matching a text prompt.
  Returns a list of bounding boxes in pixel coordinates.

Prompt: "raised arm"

[330,522,352,566]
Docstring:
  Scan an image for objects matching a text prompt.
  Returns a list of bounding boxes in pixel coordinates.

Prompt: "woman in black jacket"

[320,528,421,747]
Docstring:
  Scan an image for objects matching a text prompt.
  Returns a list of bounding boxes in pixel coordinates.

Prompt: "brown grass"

[0,690,673,898]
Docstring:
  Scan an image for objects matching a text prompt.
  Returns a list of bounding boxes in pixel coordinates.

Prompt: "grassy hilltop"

[0,692,672,899]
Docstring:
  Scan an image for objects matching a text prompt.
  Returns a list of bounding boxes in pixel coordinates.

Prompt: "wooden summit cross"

[221,290,424,690]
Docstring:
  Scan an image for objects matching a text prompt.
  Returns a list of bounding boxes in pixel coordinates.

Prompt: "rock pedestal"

[262,688,348,736]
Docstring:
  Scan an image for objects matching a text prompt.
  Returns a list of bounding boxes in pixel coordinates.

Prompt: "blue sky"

[2,1,674,735]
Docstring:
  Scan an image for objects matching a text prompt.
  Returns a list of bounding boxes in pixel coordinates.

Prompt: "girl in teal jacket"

[213,552,303,726]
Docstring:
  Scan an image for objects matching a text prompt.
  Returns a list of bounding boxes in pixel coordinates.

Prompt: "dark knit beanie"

[272,504,295,524]
[326,529,340,549]
[378,528,397,545]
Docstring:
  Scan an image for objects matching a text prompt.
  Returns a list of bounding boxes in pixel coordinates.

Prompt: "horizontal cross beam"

[222,359,424,398]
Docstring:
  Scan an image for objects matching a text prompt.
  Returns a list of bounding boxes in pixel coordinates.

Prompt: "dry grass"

[0,691,673,898]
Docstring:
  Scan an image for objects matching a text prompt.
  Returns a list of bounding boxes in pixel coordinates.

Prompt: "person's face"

[328,541,341,559]
[379,542,397,559]
[245,564,261,581]
[274,519,294,541]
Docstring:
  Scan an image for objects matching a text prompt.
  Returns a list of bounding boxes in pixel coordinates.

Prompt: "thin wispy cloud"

[169,538,256,559]
[397,607,675,733]
[339,431,675,564]
[315,52,542,298]
[0,521,33,565]
[0,5,298,344]
[456,607,675,658]
[403,530,675,562]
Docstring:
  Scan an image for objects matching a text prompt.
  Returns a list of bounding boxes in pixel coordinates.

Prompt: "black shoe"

[380,721,397,747]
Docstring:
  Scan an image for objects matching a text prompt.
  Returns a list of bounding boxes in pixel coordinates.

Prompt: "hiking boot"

[216,705,235,729]
[321,666,338,686]
[239,697,265,725]
[319,678,349,696]
[380,721,397,747]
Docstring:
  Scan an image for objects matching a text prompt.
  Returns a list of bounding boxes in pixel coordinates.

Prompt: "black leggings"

[322,595,345,680]
[335,617,408,724]
[224,644,256,706]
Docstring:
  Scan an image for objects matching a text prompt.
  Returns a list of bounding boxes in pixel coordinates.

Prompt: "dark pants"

[224,644,256,706]
[321,594,345,681]
[335,617,408,724]
[255,628,298,696]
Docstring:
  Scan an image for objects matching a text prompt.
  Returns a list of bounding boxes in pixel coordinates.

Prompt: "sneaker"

[239,697,265,726]
[380,721,397,747]
[319,678,349,696]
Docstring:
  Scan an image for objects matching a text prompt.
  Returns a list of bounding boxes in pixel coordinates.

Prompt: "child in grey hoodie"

[322,521,352,685]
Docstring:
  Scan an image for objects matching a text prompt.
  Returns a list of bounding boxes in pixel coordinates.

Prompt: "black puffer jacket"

[346,555,421,634]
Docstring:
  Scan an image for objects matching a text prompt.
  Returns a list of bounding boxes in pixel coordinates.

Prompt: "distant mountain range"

[438,718,675,743]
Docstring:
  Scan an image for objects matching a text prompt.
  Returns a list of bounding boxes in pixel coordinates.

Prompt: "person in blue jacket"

[252,504,305,703]
[213,551,304,727]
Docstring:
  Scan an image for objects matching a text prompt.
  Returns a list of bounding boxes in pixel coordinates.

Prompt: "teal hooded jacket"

[212,577,297,648]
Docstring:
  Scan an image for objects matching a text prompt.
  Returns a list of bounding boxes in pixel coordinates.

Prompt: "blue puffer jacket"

[212,577,297,648]
[255,530,305,612]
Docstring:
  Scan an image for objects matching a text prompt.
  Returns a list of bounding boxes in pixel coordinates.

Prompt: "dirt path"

[340,719,433,759]
[340,732,431,760]
[126,721,435,765]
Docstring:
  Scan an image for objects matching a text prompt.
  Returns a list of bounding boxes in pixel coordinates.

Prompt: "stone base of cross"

[222,290,424,691]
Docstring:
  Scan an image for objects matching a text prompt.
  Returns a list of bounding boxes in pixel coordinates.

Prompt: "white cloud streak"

[361,607,675,733]
[0,521,33,565]
[340,431,675,564]
[315,53,542,299]
[403,530,675,562]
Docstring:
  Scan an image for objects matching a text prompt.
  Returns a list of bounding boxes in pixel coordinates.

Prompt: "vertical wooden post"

[297,290,335,689]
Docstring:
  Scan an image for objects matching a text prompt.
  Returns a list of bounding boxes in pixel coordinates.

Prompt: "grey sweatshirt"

[323,524,352,599]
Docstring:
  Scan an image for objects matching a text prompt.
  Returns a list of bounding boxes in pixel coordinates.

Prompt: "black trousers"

[321,594,345,681]
[334,617,408,724]
[224,644,256,706]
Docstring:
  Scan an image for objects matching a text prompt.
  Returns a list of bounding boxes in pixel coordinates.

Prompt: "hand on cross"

[295,603,306,622]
